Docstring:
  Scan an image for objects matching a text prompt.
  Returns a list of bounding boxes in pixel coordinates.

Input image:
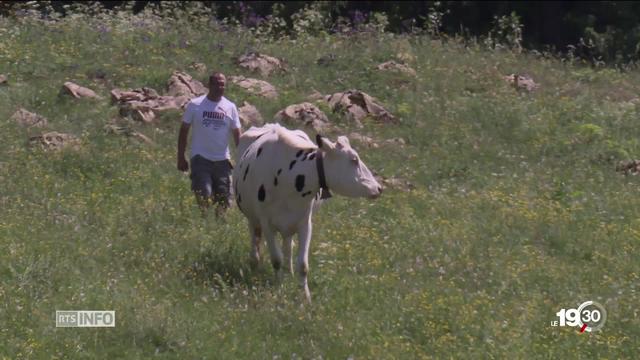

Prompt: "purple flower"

[351,10,366,26]
[97,24,110,34]
[245,13,264,28]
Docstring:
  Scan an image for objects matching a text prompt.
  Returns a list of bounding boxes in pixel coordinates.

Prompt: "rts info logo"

[551,301,607,333]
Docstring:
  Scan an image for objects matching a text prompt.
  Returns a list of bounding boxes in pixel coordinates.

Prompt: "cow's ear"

[316,135,335,151]
[336,136,350,149]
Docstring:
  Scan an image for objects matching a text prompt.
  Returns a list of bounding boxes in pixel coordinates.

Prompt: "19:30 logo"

[551,301,607,333]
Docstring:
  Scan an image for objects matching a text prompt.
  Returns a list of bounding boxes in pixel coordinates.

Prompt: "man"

[177,72,242,216]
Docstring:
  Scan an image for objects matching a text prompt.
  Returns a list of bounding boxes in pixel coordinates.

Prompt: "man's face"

[209,74,226,99]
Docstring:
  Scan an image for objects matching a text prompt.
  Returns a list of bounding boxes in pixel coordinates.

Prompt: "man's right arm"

[177,122,190,171]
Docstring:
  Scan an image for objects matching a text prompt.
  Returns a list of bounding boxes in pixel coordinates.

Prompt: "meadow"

[1,5,639,359]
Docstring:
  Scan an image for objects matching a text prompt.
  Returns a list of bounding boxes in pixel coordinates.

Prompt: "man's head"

[208,72,226,101]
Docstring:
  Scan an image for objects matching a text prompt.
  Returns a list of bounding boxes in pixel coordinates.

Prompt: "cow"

[233,123,382,302]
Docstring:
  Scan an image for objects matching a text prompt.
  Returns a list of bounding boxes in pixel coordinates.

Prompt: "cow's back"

[234,124,318,233]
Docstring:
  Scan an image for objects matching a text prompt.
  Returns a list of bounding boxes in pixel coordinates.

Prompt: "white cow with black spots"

[233,123,382,302]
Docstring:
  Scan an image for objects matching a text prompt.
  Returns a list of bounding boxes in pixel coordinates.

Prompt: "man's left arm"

[231,105,242,147]
[232,127,241,147]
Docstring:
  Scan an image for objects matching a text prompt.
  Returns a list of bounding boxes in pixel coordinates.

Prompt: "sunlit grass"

[1,8,640,359]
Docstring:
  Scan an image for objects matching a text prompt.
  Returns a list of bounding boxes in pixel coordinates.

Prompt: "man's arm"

[232,127,241,147]
[177,122,190,171]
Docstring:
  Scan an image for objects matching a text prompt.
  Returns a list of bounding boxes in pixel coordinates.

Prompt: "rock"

[324,90,396,127]
[29,131,80,151]
[166,71,207,99]
[376,60,417,76]
[237,52,285,77]
[316,54,336,66]
[11,108,48,128]
[616,160,640,175]
[306,90,325,102]
[61,81,99,99]
[274,103,330,132]
[503,74,539,92]
[238,101,263,127]
[190,62,207,73]
[110,87,159,103]
[384,137,406,146]
[229,76,278,99]
[110,87,187,123]
[0,74,7,85]
[104,124,154,144]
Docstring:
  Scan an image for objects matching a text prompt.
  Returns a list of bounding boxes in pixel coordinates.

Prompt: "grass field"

[1,6,640,359]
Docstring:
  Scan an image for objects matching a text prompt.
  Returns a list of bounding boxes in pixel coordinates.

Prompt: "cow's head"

[316,134,382,199]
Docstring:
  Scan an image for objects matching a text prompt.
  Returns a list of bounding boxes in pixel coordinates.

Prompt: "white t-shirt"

[182,95,241,161]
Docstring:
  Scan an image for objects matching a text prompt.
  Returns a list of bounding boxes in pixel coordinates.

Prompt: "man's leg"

[190,155,214,215]
[211,159,233,217]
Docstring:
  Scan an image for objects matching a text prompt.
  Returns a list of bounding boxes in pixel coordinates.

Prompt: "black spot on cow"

[277,169,282,175]
[274,177,278,186]
[296,149,304,158]
[295,175,305,192]
[258,184,266,202]
[241,147,251,160]
[302,191,312,197]
[289,160,297,170]
[308,152,316,161]
[243,164,250,181]
[301,149,314,161]
[257,147,262,157]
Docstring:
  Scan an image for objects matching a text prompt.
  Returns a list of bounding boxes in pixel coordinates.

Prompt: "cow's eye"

[351,157,359,165]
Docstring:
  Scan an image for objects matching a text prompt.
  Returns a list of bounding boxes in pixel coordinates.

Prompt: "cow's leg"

[249,223,261,269]
[282,234,294,276]
[296,217,312,303]
[262,224,283,283]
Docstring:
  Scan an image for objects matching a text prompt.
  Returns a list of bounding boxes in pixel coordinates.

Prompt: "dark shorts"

[190,155,233,207]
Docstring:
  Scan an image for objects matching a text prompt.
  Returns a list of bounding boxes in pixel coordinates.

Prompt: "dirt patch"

[238,101,264,128]
[349,132,406,149]
[190,62,207,74]
[104,123,154,144]
[376,60,417,76]
[0,74,7,85]
[29,132,80,151]
[11,108,48,128]
[374,174,415,192]
[348,132,378,148]
[229,76,278,99]
[61,81,99,99]
[274,102,330,132]
[237,52,286,77]
[325,90,396,127]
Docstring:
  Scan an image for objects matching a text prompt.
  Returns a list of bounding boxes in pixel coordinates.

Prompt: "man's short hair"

[209,72,225,82]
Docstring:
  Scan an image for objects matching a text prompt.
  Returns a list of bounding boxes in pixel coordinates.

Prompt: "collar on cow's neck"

[316,150,332,199]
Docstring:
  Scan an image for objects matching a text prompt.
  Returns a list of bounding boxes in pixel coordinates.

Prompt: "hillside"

[1,8,639,358]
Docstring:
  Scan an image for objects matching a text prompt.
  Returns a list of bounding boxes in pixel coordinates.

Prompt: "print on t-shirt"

[202,110,228,130]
